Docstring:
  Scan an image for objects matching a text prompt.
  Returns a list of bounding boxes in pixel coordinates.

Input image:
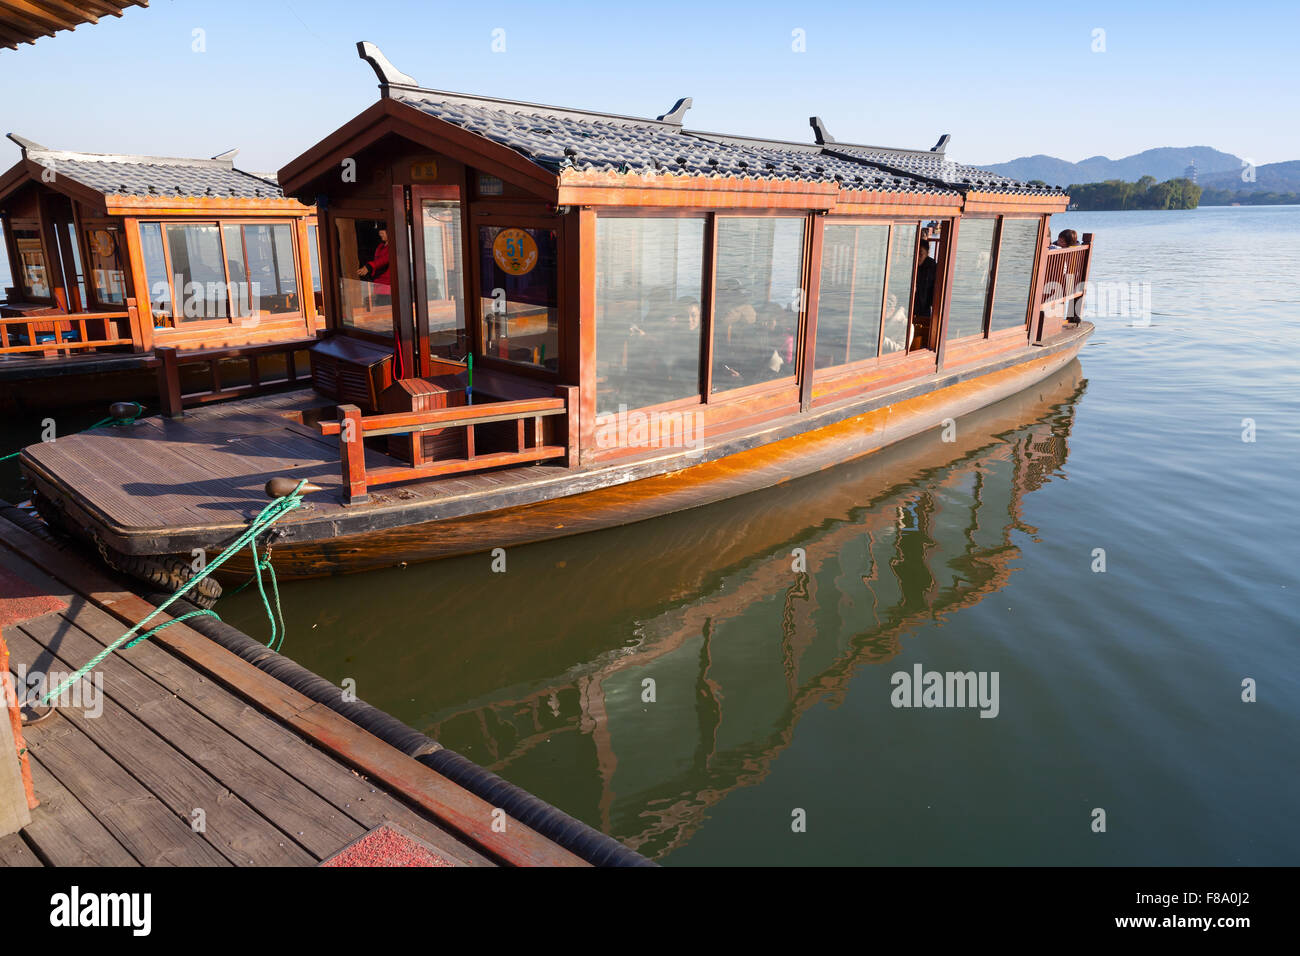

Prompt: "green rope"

[1,403,144,462]
[40,478,308,705]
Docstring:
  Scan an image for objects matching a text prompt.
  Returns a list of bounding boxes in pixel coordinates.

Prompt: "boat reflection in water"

[232,360,1086,860]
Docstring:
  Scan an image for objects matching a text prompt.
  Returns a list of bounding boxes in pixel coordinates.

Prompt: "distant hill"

[978,147,1242,187]
[1199,160,1300,193]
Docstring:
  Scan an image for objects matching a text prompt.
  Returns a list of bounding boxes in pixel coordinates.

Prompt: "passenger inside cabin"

[358,227,392,304]
[757,301,796,378]
[912,239,936,350]
[1049,229,1078,249]
[882,293,910,354]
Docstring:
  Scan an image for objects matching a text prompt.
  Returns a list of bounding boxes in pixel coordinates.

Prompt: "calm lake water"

[10,206,1300,865]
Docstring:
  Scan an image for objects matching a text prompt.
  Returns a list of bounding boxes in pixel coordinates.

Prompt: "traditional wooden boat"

[0,135,323,411]
[19,42,1096,583]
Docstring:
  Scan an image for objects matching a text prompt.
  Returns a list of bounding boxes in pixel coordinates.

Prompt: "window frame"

[7,217,55,303]
[592,210,711,416]
[139,217,306,331]
[706,210,810,403]
[469,208,566,382]
[811,215,942,381]
[986,215,1045,336]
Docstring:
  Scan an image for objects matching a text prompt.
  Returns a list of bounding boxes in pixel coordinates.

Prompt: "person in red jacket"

[357,227,391,303]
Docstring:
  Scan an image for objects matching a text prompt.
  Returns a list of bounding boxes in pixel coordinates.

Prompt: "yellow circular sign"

[492,228,538,276]
[91,229,117,257]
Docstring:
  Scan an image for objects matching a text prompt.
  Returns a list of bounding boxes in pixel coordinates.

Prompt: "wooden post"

[1026,216,1052,344]
[156,345,183,418]
[0,637,34,835]
[338,404,368,503]
[294,217,318,335]
[800,212,824,412]
[934,216,961,371]
[121,219,153,352]
[573,208,598,467]
[1076,233,1095,321]
[555,384,579,467]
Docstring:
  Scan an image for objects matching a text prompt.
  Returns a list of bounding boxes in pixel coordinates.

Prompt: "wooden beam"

[934,216,960,371]
[799,212,825,412]
[0,0,83,33]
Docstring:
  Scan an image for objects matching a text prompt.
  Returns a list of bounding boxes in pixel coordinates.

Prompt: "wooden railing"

[155,337,320,418]
[1040,233,1094,311]
[0,300,140,356]
[1035,232,1094,341]
[319,386,578,503]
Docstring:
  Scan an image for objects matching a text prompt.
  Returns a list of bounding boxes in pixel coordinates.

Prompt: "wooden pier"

[0,510,589,867]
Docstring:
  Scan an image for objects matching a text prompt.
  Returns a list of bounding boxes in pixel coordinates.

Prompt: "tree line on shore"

[1032,175,1300,209]
[1030,176,1203,210]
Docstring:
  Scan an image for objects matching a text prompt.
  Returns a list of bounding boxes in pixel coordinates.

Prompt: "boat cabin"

[0,135,323,358]
[276,43,1085,496]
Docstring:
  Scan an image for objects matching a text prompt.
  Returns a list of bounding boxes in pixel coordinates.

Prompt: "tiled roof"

[9,137,284,199]
[388,87,1060,198]
[827,144,1063,198]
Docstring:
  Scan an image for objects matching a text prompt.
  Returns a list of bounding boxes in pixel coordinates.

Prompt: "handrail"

[0,301,140,356]
[1040,233,1094,306]
[327,386,578,503]
[1033,232,1095,342]
[318,397,566,437]
[156,335,321,418]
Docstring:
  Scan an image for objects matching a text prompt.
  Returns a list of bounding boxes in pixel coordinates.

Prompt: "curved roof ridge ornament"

[931,134,950,154]
[809,117,835,146]
[6,133,46,157]
[656,97,693,125]
[357,41,418,93]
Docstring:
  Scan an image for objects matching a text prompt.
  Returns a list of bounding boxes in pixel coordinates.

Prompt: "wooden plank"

[23,713,232,866]
[30,599,489,867]
[9,619,349,864]
[0,832,40,866]
[15,755,137,866]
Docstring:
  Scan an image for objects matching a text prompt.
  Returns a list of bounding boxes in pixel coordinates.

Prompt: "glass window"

[335,218,392,333]
[421,201,466,358]
[712,217,804,391]
[247,223,298,315]
[164,223,227,321]
[946,218,996,340]
[882,223,918,355]
[84,227,126,305]
[595,216,705,414]
[14,230,50,298]
[139,222,172,323]
[989,218,1040,332]
[307,223,323,311]
[478,225,559,370]
[63,223,86,306]
[222,222,299,318]
[815,223,887,368]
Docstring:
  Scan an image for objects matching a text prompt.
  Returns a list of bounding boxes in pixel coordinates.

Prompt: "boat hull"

[222,332,1091,578]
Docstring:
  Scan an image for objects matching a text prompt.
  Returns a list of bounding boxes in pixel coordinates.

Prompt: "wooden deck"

[23,388,571,547]
[0,512,586,867]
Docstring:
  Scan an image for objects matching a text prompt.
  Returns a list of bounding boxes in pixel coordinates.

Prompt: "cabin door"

[408,185,468,373]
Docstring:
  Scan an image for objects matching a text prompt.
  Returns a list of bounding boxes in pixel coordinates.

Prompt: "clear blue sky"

[1,0,1296,173]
